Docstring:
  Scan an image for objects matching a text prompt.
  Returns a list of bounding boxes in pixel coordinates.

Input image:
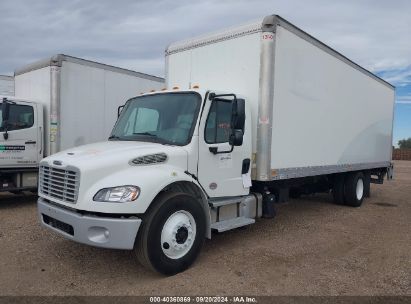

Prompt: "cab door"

[0,101,41,168]
[197,94,251,197]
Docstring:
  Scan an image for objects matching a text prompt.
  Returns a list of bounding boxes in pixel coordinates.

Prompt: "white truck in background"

[0,54,164,193]
[37,16,395,275]
[0,75,14,96]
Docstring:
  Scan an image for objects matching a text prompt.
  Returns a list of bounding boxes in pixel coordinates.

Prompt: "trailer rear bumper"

[37,198,141,250]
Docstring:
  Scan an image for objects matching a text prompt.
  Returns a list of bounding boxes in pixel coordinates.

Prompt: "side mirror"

[117,105,124,118]
[229,129,243,146]
[2,98,10,122]
[231,98,245,131]
[1,98,10,140]
[229,98,245,147]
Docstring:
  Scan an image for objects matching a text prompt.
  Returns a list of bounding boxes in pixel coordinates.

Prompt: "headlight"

[93,186,140,203]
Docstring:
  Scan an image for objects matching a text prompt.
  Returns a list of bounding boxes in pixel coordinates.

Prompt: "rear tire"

[363,172,371,198]
[332,174,345,205]
[344,172,365,207]
[134,192,206,275]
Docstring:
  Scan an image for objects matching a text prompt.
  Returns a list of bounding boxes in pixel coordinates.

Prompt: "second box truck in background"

[0,75,14,96]
[0,54,164,192]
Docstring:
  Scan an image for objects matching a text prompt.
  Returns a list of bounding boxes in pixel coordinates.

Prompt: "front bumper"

[37,198,141,250]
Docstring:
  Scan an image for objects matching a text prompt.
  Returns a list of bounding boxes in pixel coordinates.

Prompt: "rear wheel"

[332,174,345,205]
[363,172,371,198]
[134,192,206,275]
[344,172,365,207]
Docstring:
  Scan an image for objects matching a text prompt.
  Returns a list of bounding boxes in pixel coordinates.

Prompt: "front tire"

[134,192,206,275]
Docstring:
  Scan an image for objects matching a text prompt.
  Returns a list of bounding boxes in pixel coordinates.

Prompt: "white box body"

[166,16,395,181]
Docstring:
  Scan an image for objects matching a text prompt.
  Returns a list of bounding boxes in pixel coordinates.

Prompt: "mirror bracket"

[209,145,234,155]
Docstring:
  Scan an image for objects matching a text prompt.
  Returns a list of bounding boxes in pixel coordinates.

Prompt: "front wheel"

[134,192,206,275]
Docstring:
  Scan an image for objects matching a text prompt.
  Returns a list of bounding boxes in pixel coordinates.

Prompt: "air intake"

[131,153,168,165]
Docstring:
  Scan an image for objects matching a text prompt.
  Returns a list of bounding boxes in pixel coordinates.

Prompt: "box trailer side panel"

[270,25,395,174]
[14,67,52,155]
[0,75,14,96]
[59,61,164,151]
[167,30,262,152]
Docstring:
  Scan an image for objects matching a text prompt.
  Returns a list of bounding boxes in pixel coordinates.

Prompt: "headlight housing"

[93,185,140,203]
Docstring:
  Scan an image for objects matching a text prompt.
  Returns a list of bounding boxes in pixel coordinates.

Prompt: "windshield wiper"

[133,132,157,137]
[108,135,121,140]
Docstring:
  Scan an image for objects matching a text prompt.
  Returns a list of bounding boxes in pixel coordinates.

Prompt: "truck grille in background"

[39,165,79,203]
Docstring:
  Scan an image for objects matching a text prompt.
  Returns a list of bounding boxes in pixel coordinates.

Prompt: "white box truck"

[0,75,14,96]
[37,16,395,275]
[0,54,164,192]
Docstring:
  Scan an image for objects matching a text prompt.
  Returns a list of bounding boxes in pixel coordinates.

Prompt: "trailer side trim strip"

[0,75,13,80]
[166,21,263,55]
[14,54,164,83]
[251,161,391,181]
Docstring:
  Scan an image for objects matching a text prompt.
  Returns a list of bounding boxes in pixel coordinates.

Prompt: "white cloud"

[378,65,411,87]
[396,95,411,104]
[0,0,410,87]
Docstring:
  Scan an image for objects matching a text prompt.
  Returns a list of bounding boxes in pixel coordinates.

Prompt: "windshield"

[110,92,201,146]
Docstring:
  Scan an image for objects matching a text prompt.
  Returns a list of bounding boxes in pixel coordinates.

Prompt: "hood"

[43,141,188,171]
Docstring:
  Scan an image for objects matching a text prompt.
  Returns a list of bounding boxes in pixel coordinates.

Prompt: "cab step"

[209,196,242,208]
[210,217,255,232]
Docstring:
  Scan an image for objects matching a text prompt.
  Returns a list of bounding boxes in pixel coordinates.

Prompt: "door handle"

[25,140,36,144]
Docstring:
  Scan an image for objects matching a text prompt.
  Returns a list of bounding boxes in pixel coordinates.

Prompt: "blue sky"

[394,103,411,146]
[377,67,411,146]
[394,78,411,146]
[0,0,410,145]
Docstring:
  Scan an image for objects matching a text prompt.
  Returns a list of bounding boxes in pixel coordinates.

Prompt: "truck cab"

[37,89,258,275]
[0,97,43,192]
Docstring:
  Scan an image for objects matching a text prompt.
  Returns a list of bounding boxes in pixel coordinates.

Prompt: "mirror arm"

[2,122,9,140]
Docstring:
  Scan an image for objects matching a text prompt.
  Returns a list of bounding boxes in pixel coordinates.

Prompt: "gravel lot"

[0,161,410,296]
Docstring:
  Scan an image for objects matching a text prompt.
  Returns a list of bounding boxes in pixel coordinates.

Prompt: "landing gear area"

[255,168,389,214]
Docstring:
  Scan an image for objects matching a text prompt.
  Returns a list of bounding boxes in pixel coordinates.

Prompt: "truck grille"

[39,165,80,203]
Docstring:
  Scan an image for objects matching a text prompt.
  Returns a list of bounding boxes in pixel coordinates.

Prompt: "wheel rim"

[356,178,364,200]
[161,210,196,259]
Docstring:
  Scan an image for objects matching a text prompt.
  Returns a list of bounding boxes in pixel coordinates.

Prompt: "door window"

[205,100,233,144]
[0,104,34,131]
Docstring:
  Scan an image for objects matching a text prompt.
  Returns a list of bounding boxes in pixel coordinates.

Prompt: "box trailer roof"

[167,15,393,90]
[0,75,14,96]
[0,75,13,81]
[14,54,164,83]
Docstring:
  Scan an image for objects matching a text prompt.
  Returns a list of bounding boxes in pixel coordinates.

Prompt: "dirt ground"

[0,161,410,296]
